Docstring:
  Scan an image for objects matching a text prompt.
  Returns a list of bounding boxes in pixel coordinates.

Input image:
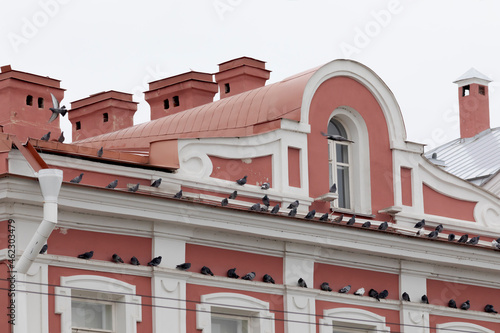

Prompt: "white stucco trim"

[196,292,275,333]
[319,307,390,333]
[436,322,494,333]
[54,275,142,333]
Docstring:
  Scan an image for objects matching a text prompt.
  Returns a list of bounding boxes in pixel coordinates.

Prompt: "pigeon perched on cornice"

[48,93,67,123]
[263,274,275,284]
[176,262,191,270]
[129,183,140,192]
[229,190,237,199]
[227,268,239,279]
[304,210,316,220]
[130,256,140,265]
[346,215,356,226]
[173,190,182,199]
[457,234,468,243]
[448,299,457,308]
[250,203,261,211]
[288,207,297,217]
[485,304,497,313]
[287,200,299,209]
[378,221,388,230]
[362,221,371,228]
[402,292,410,302]
[319,213,329,221]
[448,233,455,242]
[151,178,162,188]
[329,183,337,193]
[427,230,439,239]
[339,285,351,293]
[421,295,429,304]
[320,282,332,291]
[298,278,307,288]
[106,179,118,189]
[41,131,50,141]
[201,266,214,276]
[261,182,270,190]
[414,219,425,229]
[435,224,444,233]
[468,236,480,245]
[221,198,228,206]
[378,290,388,300]
[147,256,162,267]
[97,146,104,158]
[70,173,84,184]
[270,204,280,214]
[369,289,379,301]
[112,254,124,263]
[460,300,470,310]
[332,214,344,223]
[262,194,270,206]
[57,131,65,143]
[236,175,247,185]
[242,272,256,281]
[354,288,365,296]
[77,251,93,260]
[321,131,354,143]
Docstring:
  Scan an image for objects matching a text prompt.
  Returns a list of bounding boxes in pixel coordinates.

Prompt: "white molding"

[436,322,494,333]
[319,307,390,333]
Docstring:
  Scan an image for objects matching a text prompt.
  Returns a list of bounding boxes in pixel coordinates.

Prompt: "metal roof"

[425,128,500,184]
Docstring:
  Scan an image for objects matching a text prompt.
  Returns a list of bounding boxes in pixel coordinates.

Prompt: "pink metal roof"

[76,67,318,151]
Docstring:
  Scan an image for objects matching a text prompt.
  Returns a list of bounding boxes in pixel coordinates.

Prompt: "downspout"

[15,169,63,274]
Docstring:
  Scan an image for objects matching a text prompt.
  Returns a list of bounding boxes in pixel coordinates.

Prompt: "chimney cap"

[453,68,492,86]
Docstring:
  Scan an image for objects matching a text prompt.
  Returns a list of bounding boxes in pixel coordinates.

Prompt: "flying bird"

[332,214,344,223]
[354,288,365,296]
[287,200,299,209]
[229,191,237,199]
[130,256,140,265]
[250,203,261,211]
[319,213,329,221]
[201,266,214,276]
[435,224,444,233]
[304,210,316,220]
[262,195,270,206]
[448,299,457,308]
[457,234,468,243]
[106,180,118,189]
[151,178,162,187]
[97,147,103,158]
[221,198,228,206]
[346,215,356,226]
[402,292,410,302]
[241,272,256,281]
[129,183,140,192]
[448,234,455,242]
[329,183,337,193]
[147,256,162,267]
[460,300,470,310]
[378,290,388,300]
[484,304,498,313]
[378,222,388,231]
[298,278,307,288]
[261,182,270,190]
[236,175,247,185]
[58,131,65,143]
[339,285,351,293]
[70,173,84,184]
[288,207,297,217]
[112,254,124,263]
[421,295,429,304]
[41,131,51,141]
[263,274,275,284]
[176,263,191,270]
[48,93,67,123]
[414,219,425,229]
[39,244,48,254]
[320,282,332,292]
[77,251,94,260]
[227,268,239,279]
[270,204,280,214]
[321,131,354,143]
[468,236,480,245]
[368,289,379,301]
[173,190,183,199]
[361,221,371,228]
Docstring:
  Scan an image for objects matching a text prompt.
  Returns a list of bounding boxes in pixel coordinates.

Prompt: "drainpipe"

[15,169,63,274]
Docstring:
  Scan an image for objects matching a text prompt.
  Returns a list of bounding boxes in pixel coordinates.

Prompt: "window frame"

[328,118,352,210]
[71,298,115,333]
[319,308,390,333]
[436,322,494,333]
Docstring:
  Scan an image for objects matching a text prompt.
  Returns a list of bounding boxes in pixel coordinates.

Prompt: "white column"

[399,262,430,333]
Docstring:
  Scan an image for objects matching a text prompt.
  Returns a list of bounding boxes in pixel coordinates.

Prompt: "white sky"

[2,0,499,150]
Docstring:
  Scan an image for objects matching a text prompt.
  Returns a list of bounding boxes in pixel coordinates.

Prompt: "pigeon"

[435,224,444,233]
[361,221,371,228]
[39,244,48,254]
[354,288,365,296]
[288,207,297,217]
[261,182,270,190]
[287,200,299,209]
[339,285,351,293]
[227,268,239,279]
[485,304,498,313]
[129,183,140,192]
[221,198,228,206]
[130,256,140,265]
[414,219,425,228]
[112,254,124,263]
[346,215,356,226]
[468,236,480,245]
[41,131,51,141]
[320,282,332,292]
[229,191,237,199]
[250,203,261,211]
[262,195,270,206]
[48,93,67,123]
[70,173,84,184]
[241,272,256,281]
[421,295,429,304]
[106,180,118,189]
[176,262,191,270]
[427,230,439,239]
[378,222,388,231]
[304,210,316,220]
[368,289,379,301]
[77,251,94,260]
[492,239,500,249]
[402,292,410,302]
[97,147,104,158]
[270,204,280,214]
[58,131,65,143]
[329,183,337,193]
[298,278,307,288]
[448,233,455,242]
[147,256,162,267]
[319,213,329,221]
[332,214,344,223]
[260,205,269,212]
[378,290,388,300]
[151,178,162,187]
[320,131,354,143]
[263,274,275,284]
[174,190,183,199]
[457,234,468,243]
[448,299,457,308]
[201,266,214,276]
[236,176,247,185]
[460,300,470,310]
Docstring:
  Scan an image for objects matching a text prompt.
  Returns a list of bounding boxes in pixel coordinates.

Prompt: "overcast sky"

[2,0,499,149]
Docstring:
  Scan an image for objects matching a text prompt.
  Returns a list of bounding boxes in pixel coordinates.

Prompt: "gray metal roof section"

[425,128,500,184]
[453,68,492,83]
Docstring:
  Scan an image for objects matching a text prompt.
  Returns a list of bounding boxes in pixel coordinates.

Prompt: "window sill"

[332,208,375,218]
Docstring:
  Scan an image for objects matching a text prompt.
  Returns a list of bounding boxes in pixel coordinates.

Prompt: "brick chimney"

[453,68,492,139]
[69,90,137,141]
[0,65,64,141]
[215,57,271,99]
[145,71,217,120]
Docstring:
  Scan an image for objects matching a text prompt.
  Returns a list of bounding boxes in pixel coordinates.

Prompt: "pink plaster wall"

[423,184,476,222]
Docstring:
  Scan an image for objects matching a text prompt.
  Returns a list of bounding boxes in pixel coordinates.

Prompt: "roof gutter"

[15,169,63,274]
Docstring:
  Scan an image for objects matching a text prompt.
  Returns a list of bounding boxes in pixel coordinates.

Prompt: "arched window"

[328,118,351,209]
[436,322,494,333]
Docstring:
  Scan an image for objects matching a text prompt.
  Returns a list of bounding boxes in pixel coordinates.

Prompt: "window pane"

[336,144,349,163]
[337,166,350,209]
[72,301,112,330]
[212,317,248,333]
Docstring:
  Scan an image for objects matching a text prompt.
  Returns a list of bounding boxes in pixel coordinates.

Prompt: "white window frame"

[196,292,275,333]
[71,298,115,332]
[319,308,390,333]
[55,275,142,333]
[328,123,352,210]
[436,322,494,333]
